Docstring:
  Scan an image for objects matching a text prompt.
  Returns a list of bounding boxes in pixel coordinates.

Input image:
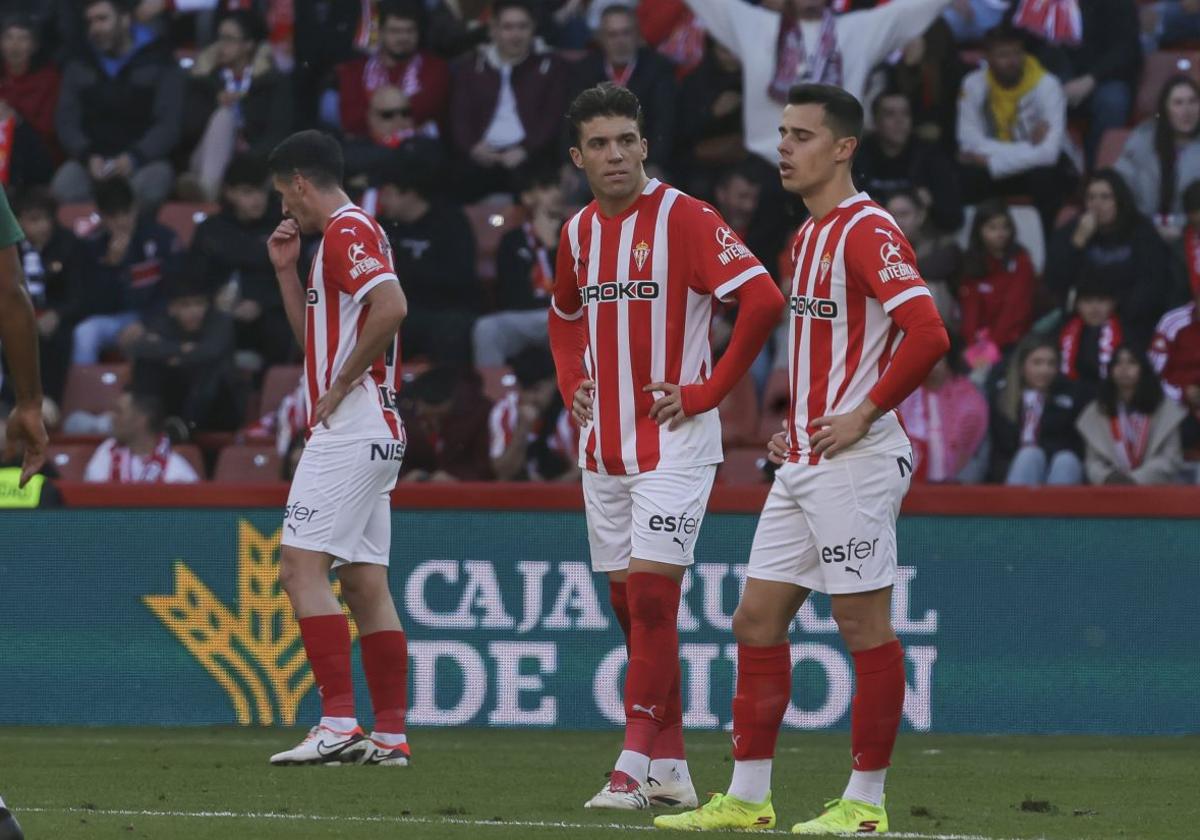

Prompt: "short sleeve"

[843,217,932,314]
[324,216,398,302]
[0,188,24,249]
[679,199,770,301]
[550,222,583,321]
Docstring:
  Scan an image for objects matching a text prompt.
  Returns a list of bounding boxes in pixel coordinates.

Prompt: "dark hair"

[165,262,211,303]
[218,8,266,43]
[508,346,556,389]
[409,367,457,405]
[787,83,864,143]
[943,331,969,377]
[983,22,1025,49]
[1086,169,1140,237]
[1154,75,1200,216]
[0,13,38,39]
[566,82,643,147]
[1183,179,1200,215]
[963,199,1020,278]
[515,163,560,197]
[599,2,637,22]
[1073,276,1117,302]
[372,140,438,199]
[222,153,268,189]
[1097,345,1163,416]
[12,186,57,219]
[125,388,166,435]
[493,0,536,21]
[379,0,426,29]
[84,0,130,14]
[869,88,909,120]
[94,176,135,216]
[267,130,344,189]
[715,158,764,192]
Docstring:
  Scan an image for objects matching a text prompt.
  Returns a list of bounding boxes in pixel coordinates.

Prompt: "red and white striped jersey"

[305,202,403,441]
[552,178,770,475]
[784,192,932,463]
[488,391,580,478]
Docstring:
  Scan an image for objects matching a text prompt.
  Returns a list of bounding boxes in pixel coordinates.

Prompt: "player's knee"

[732,605,785,646]
[277,551,320,597]
[831,602,892,647]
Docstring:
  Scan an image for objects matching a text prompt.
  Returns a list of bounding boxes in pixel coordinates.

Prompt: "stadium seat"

[57,203,99,237]
[478,365,518,404]
[464,202,526,285]
[47,444,95,481]
[719,447,770,485]
[174,444,206,479]
[758,367,791,442]
[1095,127,1131,170]
[61,363,130,417]
[719,374,760,448]
[1135,50,1200,122]
[158,202,218,246]
[214,445,281,483]
[259,364,303,417]
[957,204,1046,274]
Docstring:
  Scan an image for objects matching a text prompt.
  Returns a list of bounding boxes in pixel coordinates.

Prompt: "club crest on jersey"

[819,252,832,278]
[632,240,651,271]
[715,226,752,266]
[790,294,839,320]
[581,280,661,305]
[348,241,384,280]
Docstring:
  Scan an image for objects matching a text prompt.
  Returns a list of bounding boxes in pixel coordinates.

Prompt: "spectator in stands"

[680,0,952,167]
[488,346,580,481]
[426,0,491,58]
[885,188,961,331]
[189,153,293,370]
[1045,170,1172,347]
[1141,1,1200,51]
[675,37,744,189]
[12,187,82,404]
[1014,0,1141,166]
[987,333,1084,485]
[1115,75,1200,232]
[886,18,968,150]
[448,0,568,200]
[1150,246,1200,451]
[569,4,677,173]
[0,13,60,180]
[343,85,442,183]
[83,389,200,483]
[52,0,184,210]
[855,89,963,232]
[398,367,492,481]
[1076,344,1187,485]
[1058,279,1123,400]
[472,167,561,366]
[899,335,989,483]
[940,0,1009,43]
[374,149,480,367]
[182,9,293,203]
[335,0,449,139]
[71,176,182,365]
[958,200,1035,364]
[125,264,241,433]
[956,23,1071,235]
[638,0,706,78]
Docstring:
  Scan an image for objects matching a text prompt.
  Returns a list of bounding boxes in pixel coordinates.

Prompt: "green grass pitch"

[2,727,1195,839]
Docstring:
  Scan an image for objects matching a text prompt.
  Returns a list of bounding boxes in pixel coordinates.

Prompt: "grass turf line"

[1,728,1195,839]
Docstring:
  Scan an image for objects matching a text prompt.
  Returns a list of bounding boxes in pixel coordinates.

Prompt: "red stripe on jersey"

[594,216,625,475]
[631,197,663,473]
[786,224,814,465]
[322,267,341,391]
[831,262,867,410]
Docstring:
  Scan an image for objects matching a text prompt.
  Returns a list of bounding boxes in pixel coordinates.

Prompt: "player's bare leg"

[586,559,687,810]
[604,566,696,808]
[338,563,410,766]
[270,546,364,765]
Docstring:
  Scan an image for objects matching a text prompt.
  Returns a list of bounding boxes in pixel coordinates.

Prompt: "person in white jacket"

[682,0,953,166]
[956,22,1072,233]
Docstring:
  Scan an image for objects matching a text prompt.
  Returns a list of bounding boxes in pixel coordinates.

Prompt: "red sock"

[623,572,681,755]
[298,614,355,719]
[731,643,791,760]
[650,658,685,760]
[609,579,632,652]
[850,640,905,770]
[360,630,409,734]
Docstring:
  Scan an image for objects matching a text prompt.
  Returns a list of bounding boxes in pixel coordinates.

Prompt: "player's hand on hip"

[313,377,356,429]
[809,409,871,458]
[5,401,48,488]
[645,381,688,431]
[766,423,788,465]
[572,380,595,426]
[268,218,301,271]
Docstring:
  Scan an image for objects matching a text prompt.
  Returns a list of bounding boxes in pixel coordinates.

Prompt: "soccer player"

[655,84,949,833]
[264,130,412,767]
[550,83,785,810]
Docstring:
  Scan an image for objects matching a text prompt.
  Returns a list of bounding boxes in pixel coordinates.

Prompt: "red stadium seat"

[47,444,95,481]
[1095,127,1131,171]
[478,365,518,404]
[464,202,526,285]
[719,447,770,485]
[61,364,130,417]
[158,202,219,246]
[758,367,791,442]
[174,444,206,479]
[1135,51,1200,122]
[259,364,303,417]
[719,374,760,448]
[57,203,99,237]
[214,445,281,483]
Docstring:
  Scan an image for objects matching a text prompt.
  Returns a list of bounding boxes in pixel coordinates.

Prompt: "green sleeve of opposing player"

[0,188,24,249]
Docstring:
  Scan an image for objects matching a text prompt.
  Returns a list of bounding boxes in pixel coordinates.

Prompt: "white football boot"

[268,724,364,765]
[583,771,651,810]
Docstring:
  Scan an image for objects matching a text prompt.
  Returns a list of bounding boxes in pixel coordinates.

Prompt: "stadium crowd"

[1,0,1199,495]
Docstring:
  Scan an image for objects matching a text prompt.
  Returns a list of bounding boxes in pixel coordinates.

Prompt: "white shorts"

[582,465,717,573]
[747,451,911,595]
[281,435,403,567]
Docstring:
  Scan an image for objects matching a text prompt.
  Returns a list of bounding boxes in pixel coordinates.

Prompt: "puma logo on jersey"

[581,281,660,304]
[631,703,660,720]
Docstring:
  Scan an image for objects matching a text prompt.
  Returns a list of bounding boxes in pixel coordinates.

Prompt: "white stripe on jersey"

[614,212,640,475]
[649,187,679,385]
[584,212,605,473]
